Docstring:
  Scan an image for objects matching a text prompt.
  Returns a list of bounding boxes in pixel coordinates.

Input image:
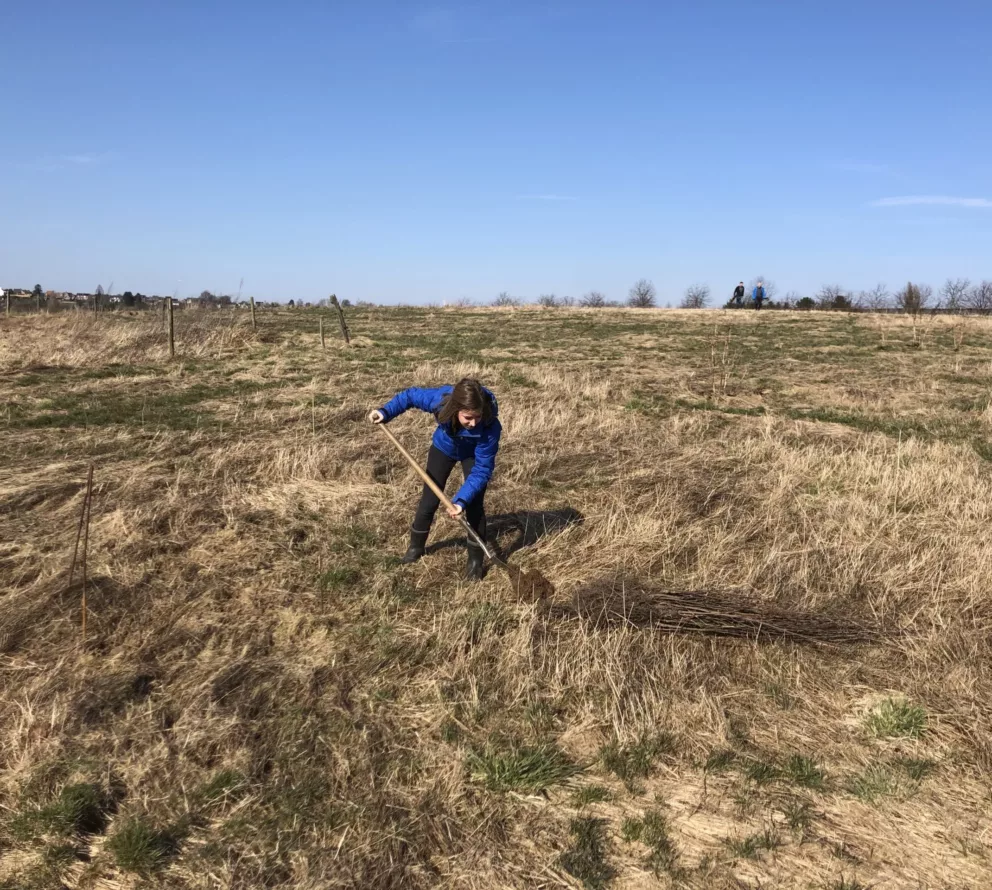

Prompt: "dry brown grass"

[2,306,992,889]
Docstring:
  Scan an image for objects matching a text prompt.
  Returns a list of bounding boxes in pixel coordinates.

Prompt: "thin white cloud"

[16,152,115,171]
[515,194,578,201]
[871,195,992,208]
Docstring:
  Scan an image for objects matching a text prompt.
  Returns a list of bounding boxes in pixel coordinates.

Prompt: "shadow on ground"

[424,507,583,558]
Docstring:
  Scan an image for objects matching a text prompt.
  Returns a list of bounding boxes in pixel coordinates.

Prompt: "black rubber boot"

[401,527,429,564]
[464,542,485,581]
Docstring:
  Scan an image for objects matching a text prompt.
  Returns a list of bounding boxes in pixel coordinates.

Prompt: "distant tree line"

[480,276,992,314]
[7,277,992,315]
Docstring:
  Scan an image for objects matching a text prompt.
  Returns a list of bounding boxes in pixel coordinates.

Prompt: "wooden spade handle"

[376,421,494,558]
[376,422,457,512]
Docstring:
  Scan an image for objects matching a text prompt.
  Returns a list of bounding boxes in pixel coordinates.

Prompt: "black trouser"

[413,445,486,540]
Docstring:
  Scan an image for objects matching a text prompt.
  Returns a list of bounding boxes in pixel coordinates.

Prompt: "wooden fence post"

[4,291,9,317]
[319,317,325,349]
[167,296,175,358]
[250,295,257,331]
[329,294,350,345]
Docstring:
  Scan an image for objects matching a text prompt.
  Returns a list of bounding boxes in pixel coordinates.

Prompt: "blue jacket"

[752,286,765,301]
[379,385,501,507]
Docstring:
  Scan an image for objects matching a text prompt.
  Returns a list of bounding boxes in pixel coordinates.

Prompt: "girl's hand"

[447,503,464,519]
[368,410,384,424]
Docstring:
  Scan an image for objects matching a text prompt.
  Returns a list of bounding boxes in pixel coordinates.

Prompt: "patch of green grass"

[7,381,271,431]
[318,566,361,591]
[741,758,783,786]
[503,371,538,388]
[895,756,937,782]
[524,700,561,734]
[39,840,80,878]
[600,732,676,793]
[723,828,781,860]
[332,524,380,550]
[864,697,927,739]
[622,809,680,876]
[196,769,248,807]
[781,799,817,837]
[571,785,612,807]
[783,754,827,791]
[468,742,582,793]
[849,764,903,803]
[106,818,181,874]
[675,398,767,417]
[782,407,940,443]
[9,782,111,840]
[558,817,616,889]
[704,749,737,774]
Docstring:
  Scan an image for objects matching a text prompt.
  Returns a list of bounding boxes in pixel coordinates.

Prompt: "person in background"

[752,281,766,310]
[733,282,745,307]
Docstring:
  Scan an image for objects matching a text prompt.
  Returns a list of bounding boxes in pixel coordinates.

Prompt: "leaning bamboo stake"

[250,294,257,331]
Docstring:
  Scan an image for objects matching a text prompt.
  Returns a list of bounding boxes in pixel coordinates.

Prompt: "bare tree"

[855,283,890,312]
[493,291,520,307]
[749,276,778,301]
[967,280,992,314]
[816,284,851,310]
[627,279,657,308]
[537,293,558,308]
[941,278,971,312]
[680,284,710,309]
[895,282,932,316]
[580,291,606,307]
[560,295,575,307]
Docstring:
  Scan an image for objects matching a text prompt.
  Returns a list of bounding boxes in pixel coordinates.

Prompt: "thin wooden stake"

[167,296,175,358]
[319,317,325,349]
[250,294,257,331]
[329,294,350,345]
[68,465,95,641]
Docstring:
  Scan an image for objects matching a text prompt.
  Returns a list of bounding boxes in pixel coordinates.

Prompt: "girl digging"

[368,378,501,580]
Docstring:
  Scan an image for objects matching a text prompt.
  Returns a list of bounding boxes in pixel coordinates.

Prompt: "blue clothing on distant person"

[752,285,765,303]
[378,385,501,507]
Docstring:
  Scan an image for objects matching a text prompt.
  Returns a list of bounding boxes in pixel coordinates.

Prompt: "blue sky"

[3,0,991,304]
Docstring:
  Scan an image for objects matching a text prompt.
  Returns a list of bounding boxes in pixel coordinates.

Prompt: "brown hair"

[436,378,493,427]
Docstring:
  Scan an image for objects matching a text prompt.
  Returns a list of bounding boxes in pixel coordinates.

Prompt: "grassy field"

[2,305,992,889]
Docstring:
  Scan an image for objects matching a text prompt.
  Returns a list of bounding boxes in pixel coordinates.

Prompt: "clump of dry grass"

[3,307,992,888]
